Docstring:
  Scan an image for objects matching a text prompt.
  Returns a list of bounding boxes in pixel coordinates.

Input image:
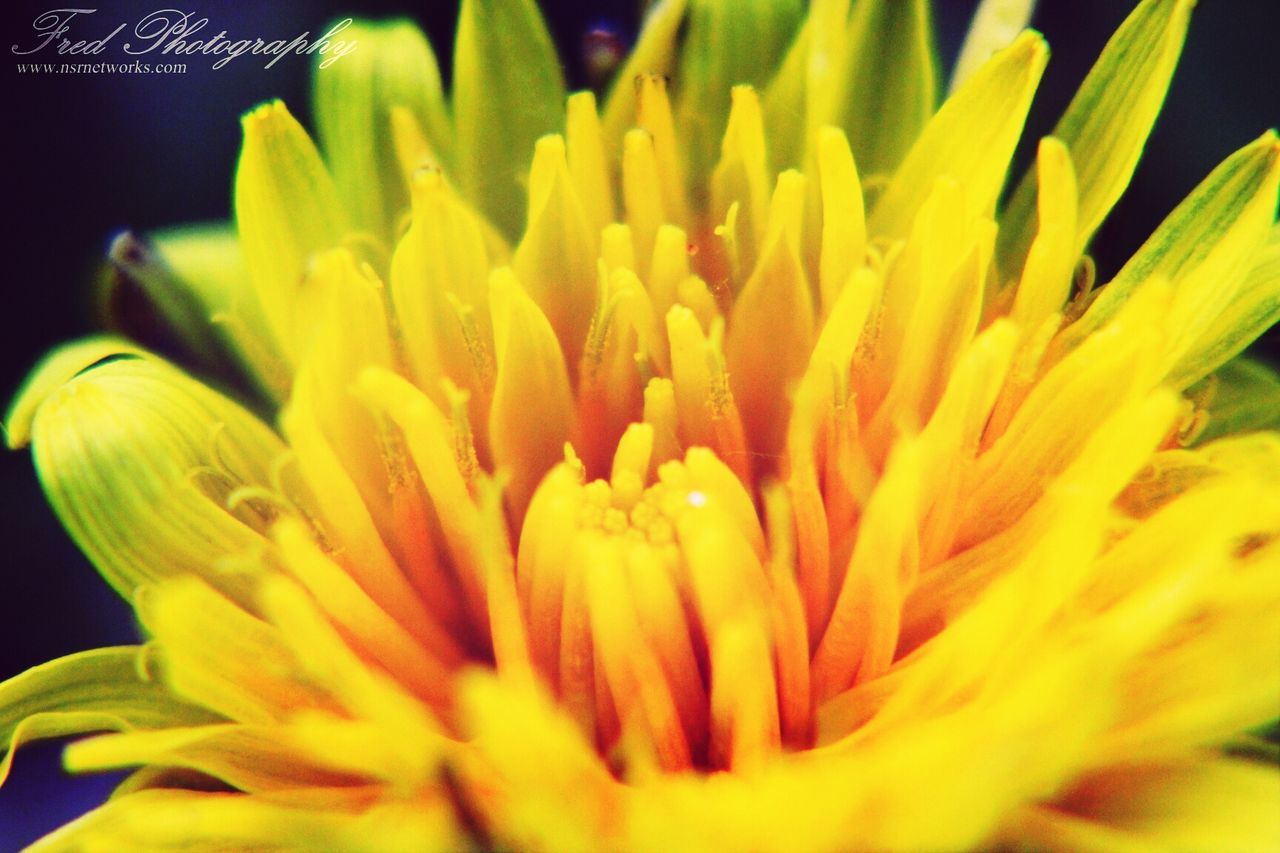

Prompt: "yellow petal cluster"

[4,0,1280,849]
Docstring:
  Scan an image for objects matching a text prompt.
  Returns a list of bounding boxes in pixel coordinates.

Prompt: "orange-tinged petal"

[725,171,815,462]
[488,268,576,520]
[514,135,600,370]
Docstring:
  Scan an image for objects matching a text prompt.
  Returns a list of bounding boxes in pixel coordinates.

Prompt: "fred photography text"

[11,8,359,69]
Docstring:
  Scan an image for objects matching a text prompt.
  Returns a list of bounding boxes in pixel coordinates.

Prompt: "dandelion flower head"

[3,0,1280,849]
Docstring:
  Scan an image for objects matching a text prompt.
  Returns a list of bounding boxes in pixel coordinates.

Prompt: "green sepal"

[1,647,219,786]
[1195,357,1280,445]
[313,19,452,239]
[453,0,567,238]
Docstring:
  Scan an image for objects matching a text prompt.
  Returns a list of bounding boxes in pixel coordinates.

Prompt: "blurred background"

[2,0,1277,845]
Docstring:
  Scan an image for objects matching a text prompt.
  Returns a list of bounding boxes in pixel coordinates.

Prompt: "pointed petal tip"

[4,338,147,451]
[1010,28,1049,61]
[976,28,1047,76]
[407,163,446,195]
[240,99,288,131]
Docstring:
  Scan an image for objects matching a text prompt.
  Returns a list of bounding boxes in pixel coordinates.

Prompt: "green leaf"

[999,0,1193,276]
[1066,132,1280,350]
[151,223,289,401]
[830,0,937,181]
[1168,225,1280,388]
[760,20,809,173]
[150,224,245,318]
[453,0,566,238]
[1,647,219,786]
[1195,357,1280,444]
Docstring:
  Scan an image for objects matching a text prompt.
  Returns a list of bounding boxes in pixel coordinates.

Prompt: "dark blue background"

[2,0,1277,846]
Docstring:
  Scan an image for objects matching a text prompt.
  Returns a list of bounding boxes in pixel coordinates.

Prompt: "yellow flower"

[4,0,1280,849]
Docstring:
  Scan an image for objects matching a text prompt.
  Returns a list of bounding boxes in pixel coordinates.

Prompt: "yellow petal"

[869,31,1046,239]
[1009,137,1079,329]
[254,574,444,771]
[64,723,357,793]
[312,19,451,237]
[672,0,803,195]
[913,320,1020,567]
[353,367,493,640]
[666,307,749,483]
[578,268,657,473]
[390,106,447,200]
[456,673,619,851]
[643,377,683,467]
[624,538,710,758]
[860,176,990,438]
[623,128,667,279]
[637,74,691,228]
[706,618,780,773]
[5,337,144,449]
[787,266,881,633]
[1054,133,1280,389]
[1000,0,1194,272]
[816,126,867,311]
[488,268,575,519]
[725,170,815,461]
[960,328,1175,548]
[138,578,333,725]
[281,372,469,651]
[583,535,692,771]
[291,248,396,490]
[272,520,459,703]
[813,438,923,699]
[758,485,812,747]
[647,223,692,327]
[673,493,777,770]
[514,135,599,370]
[471,476,532,681]
[868,184,995,447]
[600,222,637,275]
[1165,222,1280,388]
[516,463,584,688]
[950,0,1038,91]
[566,91,615,236]
[390,168,495,433]
[710,86,772,280]
[1172,222,1280,389]
[1059,759,1280,852]
[234,100,349,364]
